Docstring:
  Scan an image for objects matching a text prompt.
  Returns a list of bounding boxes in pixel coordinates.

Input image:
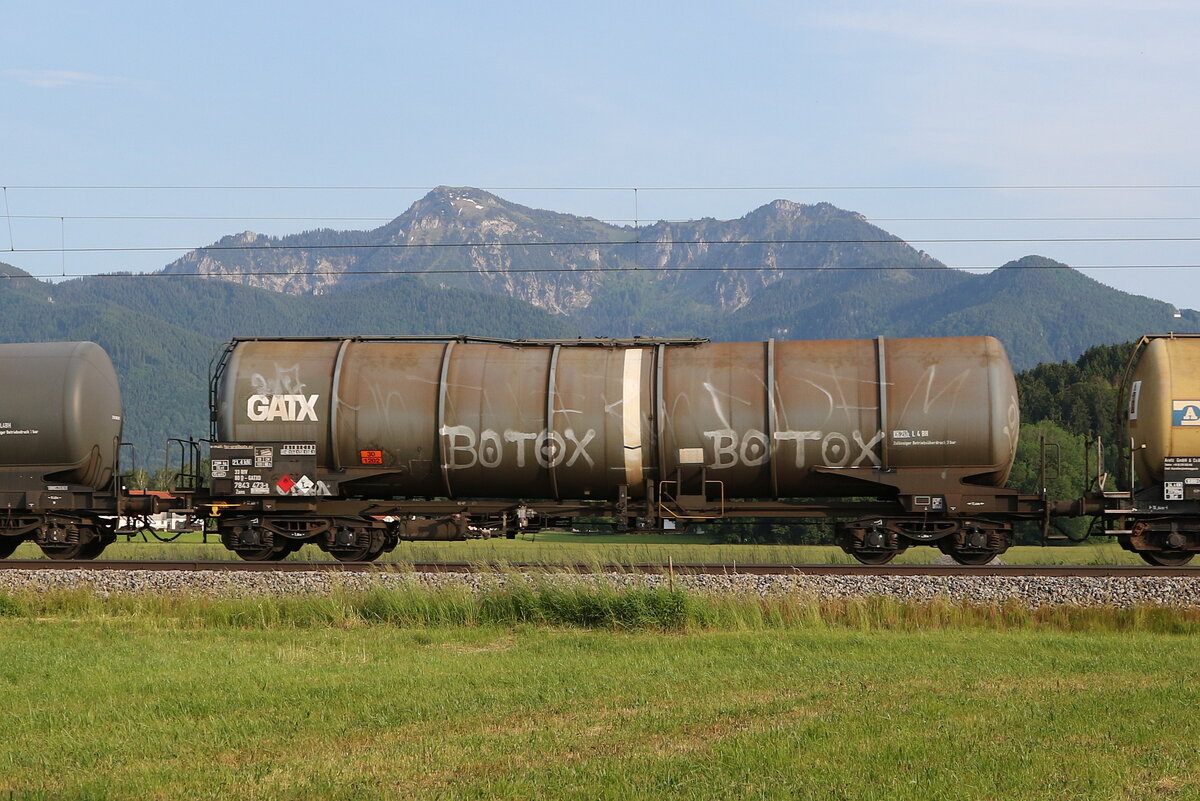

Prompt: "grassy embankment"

[0,581,1198,800]
[7,530,1151,565]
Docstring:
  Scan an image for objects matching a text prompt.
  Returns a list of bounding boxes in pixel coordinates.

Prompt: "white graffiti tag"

[441,426,597,470]
[703,428,884,469]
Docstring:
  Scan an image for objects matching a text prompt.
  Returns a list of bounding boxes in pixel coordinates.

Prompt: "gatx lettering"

[246,394,320,422]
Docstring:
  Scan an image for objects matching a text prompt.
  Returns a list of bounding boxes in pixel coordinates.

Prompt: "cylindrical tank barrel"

[0,341,122,491]
[1127,335,1200,486]
[215,336,1019,500]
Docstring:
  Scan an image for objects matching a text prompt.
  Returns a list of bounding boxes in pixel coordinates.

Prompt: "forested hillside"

[714,256,1192,369]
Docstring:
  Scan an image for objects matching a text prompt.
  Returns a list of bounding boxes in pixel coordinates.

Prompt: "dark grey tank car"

[0,341,124,558]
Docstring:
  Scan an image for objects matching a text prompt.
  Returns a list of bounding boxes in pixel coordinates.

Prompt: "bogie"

[1119,526,1200,568]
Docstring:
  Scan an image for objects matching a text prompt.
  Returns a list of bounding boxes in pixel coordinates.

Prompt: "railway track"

[0,560,1197,577]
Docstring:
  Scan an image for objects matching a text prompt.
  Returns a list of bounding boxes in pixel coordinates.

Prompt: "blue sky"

[3,0,1200,311]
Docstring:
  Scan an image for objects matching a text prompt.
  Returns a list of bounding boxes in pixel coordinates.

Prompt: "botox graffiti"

[697,371,885,470]
[693,361,979,470]
[703,428,885,469]
[441,426,597,470]
[431,359,980,472]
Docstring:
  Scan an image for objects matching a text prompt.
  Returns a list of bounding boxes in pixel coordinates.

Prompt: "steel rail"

[0,560,1198,577]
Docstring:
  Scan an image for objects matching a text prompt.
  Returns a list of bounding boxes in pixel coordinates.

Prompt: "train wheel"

[850,551,899,565]
[1139,551,1194,567]
[0,538,22,559]
[947,550,1000,566]
[330,529,387,562]
[40,544,90,560]
[331,545,376,562]
[233,545,292,561]
[76,538,110,560]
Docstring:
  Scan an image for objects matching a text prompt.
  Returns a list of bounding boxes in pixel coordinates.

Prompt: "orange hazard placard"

[360,450,384,465]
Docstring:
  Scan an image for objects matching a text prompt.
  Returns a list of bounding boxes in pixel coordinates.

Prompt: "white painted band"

[622,349,644,486]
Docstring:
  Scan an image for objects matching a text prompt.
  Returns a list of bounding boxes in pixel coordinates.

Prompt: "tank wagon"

[201,335,1050,564]
[5,334,1198,566]
[0,341,158,559]
[1103,334,1200,565]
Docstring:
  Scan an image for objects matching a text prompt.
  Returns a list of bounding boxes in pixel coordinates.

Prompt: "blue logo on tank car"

[1172,400,1200,426]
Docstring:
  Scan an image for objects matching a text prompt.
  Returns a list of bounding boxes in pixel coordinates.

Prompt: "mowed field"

[4,530,1155,565]
[0,587,1198,800]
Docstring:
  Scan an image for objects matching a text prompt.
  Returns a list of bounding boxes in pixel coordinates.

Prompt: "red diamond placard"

[276,475,296,494]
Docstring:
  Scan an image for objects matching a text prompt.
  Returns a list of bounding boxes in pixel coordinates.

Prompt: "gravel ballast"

[1,568,1199,608]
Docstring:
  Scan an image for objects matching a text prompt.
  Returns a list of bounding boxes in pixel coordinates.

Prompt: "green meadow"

[0,584,1198,800]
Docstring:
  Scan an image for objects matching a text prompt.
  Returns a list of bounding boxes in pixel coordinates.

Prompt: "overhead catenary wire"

[8,187,1200,253]
[8,214,1200,223]
[866,216,1200,222]
[8,214,404,222]
[8,184,1200,191]
[7,236,1200,256]
[4,263,1200,281]
[6,186,1200,286]
[9,185,1200,232]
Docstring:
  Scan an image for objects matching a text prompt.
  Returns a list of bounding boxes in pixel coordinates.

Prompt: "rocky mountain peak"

[378,186,558,245]
[160,187,946,316]
[750,199,843,220]
[411,185,503,215]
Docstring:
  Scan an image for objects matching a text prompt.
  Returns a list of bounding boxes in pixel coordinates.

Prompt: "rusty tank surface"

[213,335,1019,502]
[0,341,122,492]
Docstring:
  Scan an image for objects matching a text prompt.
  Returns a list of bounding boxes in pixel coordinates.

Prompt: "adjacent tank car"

[0,341,125,558]
[203,335,1045,563]
[1105,334,1200,565]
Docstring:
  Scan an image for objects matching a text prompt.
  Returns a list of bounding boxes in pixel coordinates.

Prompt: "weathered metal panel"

[550,346,652,500]
[0,341,121,491]
[882,336,1018,483]
[332,341,442,495]
[661,341,773,495]
[770,338,881,494]
[441,342,554,498]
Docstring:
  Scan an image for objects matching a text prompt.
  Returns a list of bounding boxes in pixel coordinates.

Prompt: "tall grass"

[3,535,1156,565]
[2,578,1198,634]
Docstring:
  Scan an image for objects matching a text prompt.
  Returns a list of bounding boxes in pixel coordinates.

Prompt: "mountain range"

[162,187,946,332]
[0,186,1196,459]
